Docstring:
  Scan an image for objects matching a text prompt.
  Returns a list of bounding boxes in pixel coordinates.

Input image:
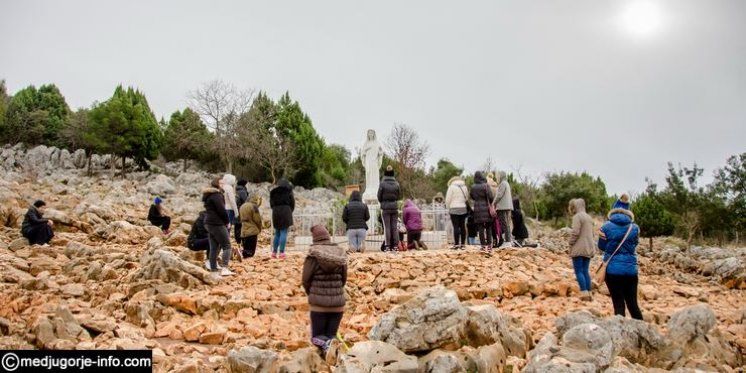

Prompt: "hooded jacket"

[202,187,229,226]
[270,179,295,229]
[21,206,48,235]
[377,176,401,212]
[598,208,640,276]
[493,171,513,211]
[239,195,263,238]
[302,242,348,312]
[568,199,595,258]
[511,199,529,240]
[187,211,208,249]
[221,174,239,212]
[487,174,499,196]
[470,172,494,224]
[342,191,370,230]
[402,199,423,232]
[235,184,249,213]
[445,177,469,215]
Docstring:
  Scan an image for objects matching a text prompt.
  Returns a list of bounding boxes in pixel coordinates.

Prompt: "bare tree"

[385,123,430,197]
[188,79,255,172]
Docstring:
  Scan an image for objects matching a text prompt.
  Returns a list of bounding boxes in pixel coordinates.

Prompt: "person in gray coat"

[568,198,596,301]
[493,171,514,248]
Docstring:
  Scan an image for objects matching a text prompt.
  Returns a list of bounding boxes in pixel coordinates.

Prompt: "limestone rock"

[136,245,218,289]
[276,347,326,373]
[464,304,532,357]
[666,303,716,344]
[227,346,278,373]
[369,287,467,353]
[335,341,418,373]
[146,174,176,196]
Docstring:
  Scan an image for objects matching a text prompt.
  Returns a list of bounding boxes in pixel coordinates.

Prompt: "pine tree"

[162,108,213,171]
[632,185,675,249]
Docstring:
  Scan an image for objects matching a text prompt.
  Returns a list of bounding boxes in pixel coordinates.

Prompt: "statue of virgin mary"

[361,129,383,202]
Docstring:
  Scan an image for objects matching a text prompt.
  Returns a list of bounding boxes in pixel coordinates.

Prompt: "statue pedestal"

[364,200,380,235]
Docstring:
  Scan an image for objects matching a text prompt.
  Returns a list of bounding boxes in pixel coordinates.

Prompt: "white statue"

[361,129,383,202]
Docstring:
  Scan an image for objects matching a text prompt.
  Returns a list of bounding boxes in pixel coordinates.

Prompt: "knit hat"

[310,224,332,244]
[384,165,395,177]
[154,197,163,205]
[612,193,630,210]
[33,200,46,208]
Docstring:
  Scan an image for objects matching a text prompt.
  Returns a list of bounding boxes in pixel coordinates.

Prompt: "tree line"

[0,79,742,244]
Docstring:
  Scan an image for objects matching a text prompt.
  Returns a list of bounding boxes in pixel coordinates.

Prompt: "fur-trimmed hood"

[201,187,222,199]
[608,208,634,224]
[308,245,347,272]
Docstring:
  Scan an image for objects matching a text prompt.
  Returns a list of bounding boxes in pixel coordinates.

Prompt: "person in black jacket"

[234,179,249,244]
[147,197,171,234]
[187,211,209,251]
[270,178,295,259]
[511,198,529,247]
[21,200,54,245]
[470,171,494,250]
[377,165,401,252]
[203,178,233,275]
[342,190,370,253]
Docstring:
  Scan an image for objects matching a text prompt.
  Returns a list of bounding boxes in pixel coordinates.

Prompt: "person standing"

[486,173,500,246]
[402,199,427,250]
[445,176,469,249]
[21,200,54,245]
[568,198,596,301]
[302,225,347,364]
[511,198,529,247]
[187,211,210,252]
[147,197,171,234]
[598,207,643,320]
[239,194,263,259]
[470,171,494,250]
[221,174,239,231]
[493,171,514,248]
[270,178,295,259]
[377,165,401,252]
[203,178,233,276]
[342,191,370,253]
[234,179,249,244]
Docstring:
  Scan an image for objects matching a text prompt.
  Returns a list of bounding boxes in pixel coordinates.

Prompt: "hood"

[433,192,444,202]
[382,175,396,182]
[202,187,222,201]
[512,198,521,211]
[276,178,293,190]
[608,208,634,225]
[497,171,507,182]
[249,194,262,206]
[403,199,415,209]
[570,198,587,214]
[222,174,236,187]
[448,176,464,186]
[474,171,486,184]
[308,245,347,271]
[349,190,362,202]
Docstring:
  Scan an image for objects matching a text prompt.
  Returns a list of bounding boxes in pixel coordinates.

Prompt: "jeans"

[310,311,344,348]
[347,228,367,252]
[23,224,54,245]
[497,210,512,243]
[206,224,231,270]
[605,273,643,320]
[382,211,399,250]
[572,257,592,291]
[150,216,171,231]
[273,228,288,254]
[242,235,257,258]
[477,222,492,247]
[450,214,467,246]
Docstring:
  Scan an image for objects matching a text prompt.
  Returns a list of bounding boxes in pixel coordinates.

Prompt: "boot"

[418,241,428,250]
[413,241,421,250]
[580,291,592,301]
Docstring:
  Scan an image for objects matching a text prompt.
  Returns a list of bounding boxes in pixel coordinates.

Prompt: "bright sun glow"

[619,1,663,38]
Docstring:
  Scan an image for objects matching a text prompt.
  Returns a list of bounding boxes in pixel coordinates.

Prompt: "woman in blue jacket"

[598,207,643,320]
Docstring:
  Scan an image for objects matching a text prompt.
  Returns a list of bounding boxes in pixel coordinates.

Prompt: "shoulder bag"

[594,225,633,284]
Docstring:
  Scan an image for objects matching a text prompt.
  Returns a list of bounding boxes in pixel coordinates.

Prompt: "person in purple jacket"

[402,199,428,250]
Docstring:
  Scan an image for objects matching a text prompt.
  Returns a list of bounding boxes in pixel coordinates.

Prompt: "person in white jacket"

[221,174,239,229]
[445,176,470,249]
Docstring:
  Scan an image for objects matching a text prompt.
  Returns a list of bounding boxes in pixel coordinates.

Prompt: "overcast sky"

[2,0,744,193]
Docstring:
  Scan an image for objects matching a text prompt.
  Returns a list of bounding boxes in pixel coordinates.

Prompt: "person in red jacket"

[402,199,428,250]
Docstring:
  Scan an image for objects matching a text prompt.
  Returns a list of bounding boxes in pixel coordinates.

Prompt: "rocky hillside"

[0,144,744,372]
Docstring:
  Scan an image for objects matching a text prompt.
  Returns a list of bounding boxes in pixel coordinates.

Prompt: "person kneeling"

[239,194,263,259]
[148,197,171,234]
[403,199,427,250]
[303,225,347,364]
[22,200,54,246]
[187,211,210,252]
